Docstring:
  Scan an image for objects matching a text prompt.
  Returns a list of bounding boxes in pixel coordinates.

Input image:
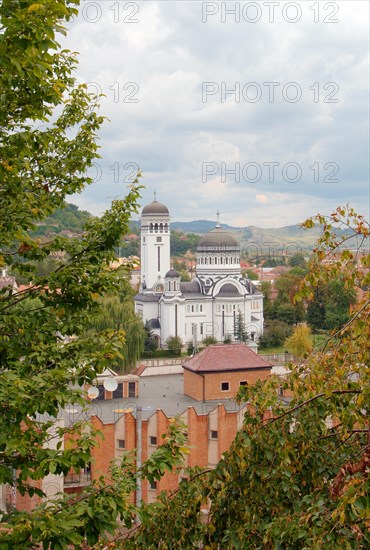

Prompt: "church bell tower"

[140,194,171,292]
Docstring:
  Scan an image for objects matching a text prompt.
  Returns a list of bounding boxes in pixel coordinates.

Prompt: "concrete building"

[134,198,264,347]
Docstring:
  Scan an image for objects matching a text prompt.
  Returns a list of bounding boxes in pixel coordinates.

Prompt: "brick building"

[8,345,273,511]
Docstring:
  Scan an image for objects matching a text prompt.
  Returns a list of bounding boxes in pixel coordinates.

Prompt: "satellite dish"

[103,377,118,392]
[87,386,99,400]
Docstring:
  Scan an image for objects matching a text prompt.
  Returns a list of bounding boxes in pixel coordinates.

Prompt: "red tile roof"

[183,344,272,373]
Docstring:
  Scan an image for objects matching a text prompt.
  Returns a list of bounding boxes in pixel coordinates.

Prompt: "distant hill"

[34,205,366,254]
[171,220,322,251]
[31,203,93,238]
[171,220,238,233]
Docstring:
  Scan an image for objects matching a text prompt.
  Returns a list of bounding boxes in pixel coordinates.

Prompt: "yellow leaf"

[28,4,44,12]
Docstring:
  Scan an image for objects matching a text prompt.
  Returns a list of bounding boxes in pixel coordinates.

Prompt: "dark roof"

[216,283,241,297]
[197,226,239,250]
[180,280,201,294]
[148,318,161,329]
[134,293,161,302]
[165,269,180,278]
[182,344,272,373]
[142,200,169,216]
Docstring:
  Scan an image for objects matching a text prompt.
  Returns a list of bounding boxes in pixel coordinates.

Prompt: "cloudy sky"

[64,0,369,227]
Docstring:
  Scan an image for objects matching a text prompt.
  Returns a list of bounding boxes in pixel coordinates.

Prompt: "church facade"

[134,198,264,348]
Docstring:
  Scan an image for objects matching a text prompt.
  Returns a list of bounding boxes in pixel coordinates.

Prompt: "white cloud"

[64,0,369,227]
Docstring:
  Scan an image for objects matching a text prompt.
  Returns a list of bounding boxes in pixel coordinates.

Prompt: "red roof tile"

[183,344,272,373]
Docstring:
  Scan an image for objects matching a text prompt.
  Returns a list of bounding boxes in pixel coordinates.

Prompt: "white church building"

[134,198,264,348]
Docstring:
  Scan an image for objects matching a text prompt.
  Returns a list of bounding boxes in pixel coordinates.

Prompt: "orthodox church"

[134,198,264,348]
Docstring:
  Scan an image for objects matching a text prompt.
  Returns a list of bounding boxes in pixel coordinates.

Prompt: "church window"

[154,223,158,233]
[220,257,223,264]
[168,282,172,291]
[214,257,217,265]
[156,236,162,242]
[143,237,145,243]
[200,305,203,312]
[191,305,194,313]
[205,258,208,265]
[159,223,163,233]
[225,258,228,264]
[222,305,225,311]
[149,223,153,233]
[157,247,160,271]
[200,323,203,335]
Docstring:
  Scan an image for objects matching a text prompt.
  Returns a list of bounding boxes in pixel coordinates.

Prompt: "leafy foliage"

[165,335,183,356]
[87,292,145,371]
[170,230,200,256]
[0,1,188,547]
[284,323,312,357]
[202,335,218,346]
[259,319,293,349]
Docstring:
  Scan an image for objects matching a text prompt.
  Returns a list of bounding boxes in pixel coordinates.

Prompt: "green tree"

[166,335,183,355]
[88,293,145,371]
[144,320,158,352]
[124,206,370,549]
[0,2,187,547]
[259,320,293,349]
[241,268,258,280]
[202,335,218,346]
[233,310,249,343]
[307,277,357,332]
[288,252,307,269]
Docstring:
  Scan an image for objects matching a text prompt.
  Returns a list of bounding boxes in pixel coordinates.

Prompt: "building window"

[221,382,230,392]
[200,305,203,312]
[112,383,123,399]
[156,236,162,242]
[191,305,194,313]
[157,247,160,271]
[128,381,136,398]
[239,381,248,387]
[149,481,157,490]
[200,323,203,335]
[143,237,145,243]
[149,436,157,446]
[210,430,218,439]
[117,439,125,449]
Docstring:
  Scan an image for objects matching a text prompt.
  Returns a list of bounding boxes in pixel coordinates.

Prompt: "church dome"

[197,226,238,250]
[142,199,169,216]
[165,269,180,278]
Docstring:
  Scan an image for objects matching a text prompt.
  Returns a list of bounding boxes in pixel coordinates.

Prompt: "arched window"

[159,223,163,233]
[149,223,153,233]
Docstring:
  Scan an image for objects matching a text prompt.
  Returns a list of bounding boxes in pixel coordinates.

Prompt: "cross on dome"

[216,209,221,228]
[153,190,157,201]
